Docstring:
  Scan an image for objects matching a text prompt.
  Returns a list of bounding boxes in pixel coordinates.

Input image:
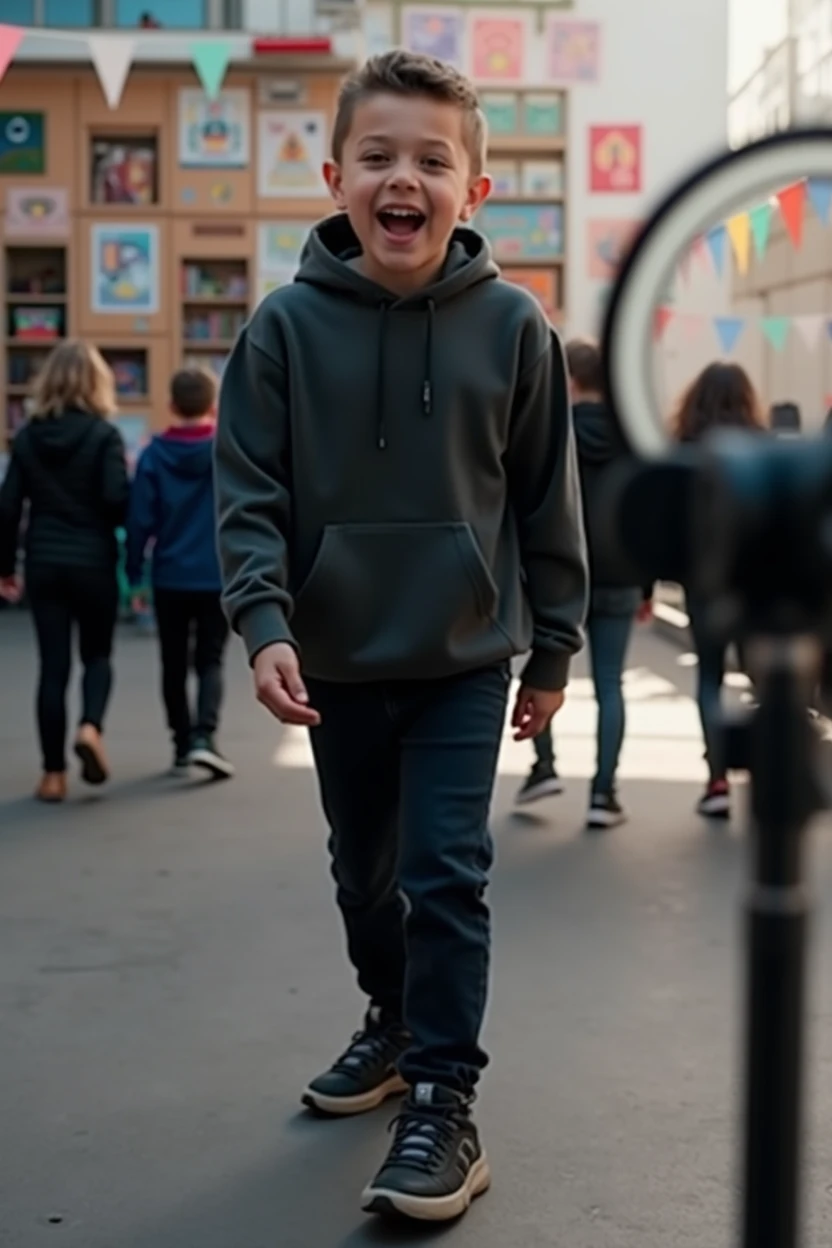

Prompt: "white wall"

[564,0,728,339]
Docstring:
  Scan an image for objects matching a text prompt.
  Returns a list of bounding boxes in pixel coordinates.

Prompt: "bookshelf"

[180,258,249,378]
[3,246,68,446]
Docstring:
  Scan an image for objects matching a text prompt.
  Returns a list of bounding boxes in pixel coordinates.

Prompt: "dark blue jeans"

[306,664,509,1095]
[534,603,635,795]
[686,597,739,782]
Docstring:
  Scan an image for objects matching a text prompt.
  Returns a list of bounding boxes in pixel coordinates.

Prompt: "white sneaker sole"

[301,1072,407,1117]
[515,777,564,805]
[362,1153,491,1221]
[188,749,235,780]
[586,808,627,830]
[698,796,731,818]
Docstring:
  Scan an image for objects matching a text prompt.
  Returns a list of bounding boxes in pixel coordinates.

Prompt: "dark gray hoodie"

[215,213,587,690]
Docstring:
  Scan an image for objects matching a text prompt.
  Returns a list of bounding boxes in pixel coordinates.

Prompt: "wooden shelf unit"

[2,245,69,445]
[179,257,250,377]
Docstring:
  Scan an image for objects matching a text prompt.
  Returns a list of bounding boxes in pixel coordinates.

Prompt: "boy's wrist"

[521,648,570,692]
[238,602,296,665]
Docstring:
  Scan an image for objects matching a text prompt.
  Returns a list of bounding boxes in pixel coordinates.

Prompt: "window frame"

[34,0,241,33]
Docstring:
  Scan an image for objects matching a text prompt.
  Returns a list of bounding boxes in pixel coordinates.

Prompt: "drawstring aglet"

[422,380,432,415]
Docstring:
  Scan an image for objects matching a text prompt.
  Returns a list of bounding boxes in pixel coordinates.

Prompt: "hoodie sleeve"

[0,445,26,578]
[214,329,296,662]
[125,446,157,588]
[506,330,588,691]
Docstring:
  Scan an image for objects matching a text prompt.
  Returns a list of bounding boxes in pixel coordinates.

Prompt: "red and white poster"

[589,125,642,194]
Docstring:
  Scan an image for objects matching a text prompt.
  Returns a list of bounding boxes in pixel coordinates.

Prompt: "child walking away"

[0,340,128,802]
[126,367,233,780]
[517,339,650,829]
[215,50,587,1224]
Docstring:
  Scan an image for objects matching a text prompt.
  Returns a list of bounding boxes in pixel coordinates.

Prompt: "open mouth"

[377,207,426,239]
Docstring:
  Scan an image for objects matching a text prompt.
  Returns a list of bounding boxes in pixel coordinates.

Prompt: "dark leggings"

[26,563,119,773]
[686,597,745,783]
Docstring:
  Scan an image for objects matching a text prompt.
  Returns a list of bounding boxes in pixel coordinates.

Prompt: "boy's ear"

[323,160,347,210]
[458,173,492,222]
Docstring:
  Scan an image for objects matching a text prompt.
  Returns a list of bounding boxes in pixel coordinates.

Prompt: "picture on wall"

[545,18,601,83]
[5,188,69,237]
[91,136,158,204]
[477,203,563,261]
[257,220,313,300]
[522,93,563,137]
[502,267,558,319]
[589,125,643,193]
[0,112,45,174]
[480,92,519,136]
[489,160,519,198]
[469,11,530,84]
[91,224,159,315]
[521,159,563,198]
[258,111,327,198]
[401,7,466,68]
[178,88,250,168]
[587,218,641,280]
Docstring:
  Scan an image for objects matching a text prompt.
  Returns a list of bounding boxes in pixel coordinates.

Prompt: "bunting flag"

[88,35,134,108]
[190,40,230,99]
[714,317,745,353]
[706,225,727,277]
[653,306,674,341]
[0,24,24,86]
[777,181,807,249]
[808,178,832,226]
[727,212,751,274]
[795,315,825,349]
[760,316,790,351]
[749,202,772,260]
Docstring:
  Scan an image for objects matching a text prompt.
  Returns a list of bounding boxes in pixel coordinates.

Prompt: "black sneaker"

[515,761,564,805]
[169,750,191,778]
[361,1083,490,1222]
[187,735,235,780]
[697,779,731,819]
[586,792,626,830]
[301,1007,410,1117]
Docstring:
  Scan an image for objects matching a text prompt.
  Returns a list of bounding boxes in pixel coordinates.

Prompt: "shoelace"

[331,1027,396,1079]
[385,1106,461,1175]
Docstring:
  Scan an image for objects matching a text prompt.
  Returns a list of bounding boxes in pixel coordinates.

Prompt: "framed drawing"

[521,160,564,198]
[489,160,520,198]
[522,93,563,137]
[258,111,327,198]
[480,92,518,136]
[477,203,563,261]
[178,88,250,168]
[502,267,558,318]
[91,223,159,315]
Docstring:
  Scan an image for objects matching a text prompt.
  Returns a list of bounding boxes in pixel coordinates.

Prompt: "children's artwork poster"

[401,7,466,68]
[489,160,519,198]
[468,11,530,85]
[258,111,327,199]
[589,125,643,193]
[545,18,601,83]
[587,218,641,280]
[364,3,395,56]
[0,112,45,174]
[256,268,297,303]
[91,139,157,205]
[5,187,69,237]
[91,224,159,315]
[477,203,563,261]
[257,220,312,301]
[503,267,558,319]
[178,88,250,168]
[523,93,563,137]
[480,92,518,136]
[521,159,564,198]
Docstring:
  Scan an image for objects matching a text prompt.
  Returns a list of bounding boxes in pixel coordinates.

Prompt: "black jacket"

[573,399,642,592]
[0,409,129,576]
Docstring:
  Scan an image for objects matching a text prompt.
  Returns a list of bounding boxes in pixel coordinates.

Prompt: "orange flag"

[777,181,807,249]
[654,306,673,341]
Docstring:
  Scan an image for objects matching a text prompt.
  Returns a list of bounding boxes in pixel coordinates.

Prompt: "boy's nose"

[386,164,420,190]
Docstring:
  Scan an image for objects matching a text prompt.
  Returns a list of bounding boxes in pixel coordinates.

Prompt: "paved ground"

[2,611,832,1247]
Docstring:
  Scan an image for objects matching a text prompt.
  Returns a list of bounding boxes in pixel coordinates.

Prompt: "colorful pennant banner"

[658,308,832,355]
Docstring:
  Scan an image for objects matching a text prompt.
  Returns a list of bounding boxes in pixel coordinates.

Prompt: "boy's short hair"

[170,366,217,419]
[565,339,603,395]
[332,49,486,177]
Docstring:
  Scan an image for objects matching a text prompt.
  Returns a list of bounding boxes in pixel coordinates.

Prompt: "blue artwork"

[91,224,159,314]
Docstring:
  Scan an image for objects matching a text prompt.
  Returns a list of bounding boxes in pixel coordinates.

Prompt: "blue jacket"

[126,424,222,592]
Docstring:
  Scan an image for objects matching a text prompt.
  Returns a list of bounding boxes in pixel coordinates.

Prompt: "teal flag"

[191,41,230,99]
[749,203,772,259]
[760,316,790,351]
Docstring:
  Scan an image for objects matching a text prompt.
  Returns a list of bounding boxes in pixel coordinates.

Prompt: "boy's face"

[324,92,491,295]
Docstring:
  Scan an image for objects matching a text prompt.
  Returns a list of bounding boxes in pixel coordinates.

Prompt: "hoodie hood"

[25,408,104,463]
[152,426,214,479]
[295,213,499,447]
[572,400,622,466]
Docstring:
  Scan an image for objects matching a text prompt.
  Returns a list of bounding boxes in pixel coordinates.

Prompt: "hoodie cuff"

[236,602,297,665]
[521,648,571,692]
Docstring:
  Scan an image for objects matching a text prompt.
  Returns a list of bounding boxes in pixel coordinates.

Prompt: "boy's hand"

[0,575,22,603]
[512,685,565,740]
[253,642,321,727]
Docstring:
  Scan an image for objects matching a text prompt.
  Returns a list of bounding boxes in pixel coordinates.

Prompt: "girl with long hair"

[0,340,129,802]
[671,361,767,820]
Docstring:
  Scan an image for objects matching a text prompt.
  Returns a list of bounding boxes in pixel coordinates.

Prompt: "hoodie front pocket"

[292,521,503,676]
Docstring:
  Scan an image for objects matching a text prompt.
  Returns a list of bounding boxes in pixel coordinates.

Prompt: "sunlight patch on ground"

[272,664,709,783]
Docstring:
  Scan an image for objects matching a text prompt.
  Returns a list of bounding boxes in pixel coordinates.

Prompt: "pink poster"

[5,187,69,237]
[589,125,643,193]
[587,219,641,280]
[469,11,529,84]
[546,18,601,84]
[402,7,466,68]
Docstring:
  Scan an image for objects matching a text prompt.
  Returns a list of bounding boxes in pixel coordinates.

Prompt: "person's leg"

[72,569,119,785]
[188,593,233,777]
[361,663,508,1220]
[532,725,554,768]
[302,678,408,1114]
[687,600,727,782]
[27,568,72,783]
[588,609,634,796]
[152,589,193,760]
[516,720,563,804]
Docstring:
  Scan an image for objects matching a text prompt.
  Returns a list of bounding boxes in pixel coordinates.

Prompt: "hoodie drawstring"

[375,299,435,449]
[422,299,435,416]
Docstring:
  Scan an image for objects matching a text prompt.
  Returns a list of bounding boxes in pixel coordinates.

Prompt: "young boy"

[215,50,587,1222]
[127,367,233,780]
[516,339,651,827]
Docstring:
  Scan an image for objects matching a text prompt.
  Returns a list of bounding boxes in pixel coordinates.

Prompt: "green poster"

[0,112,45,174]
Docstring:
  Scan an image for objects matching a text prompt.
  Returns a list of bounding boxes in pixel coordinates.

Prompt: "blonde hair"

[31,339,117,419]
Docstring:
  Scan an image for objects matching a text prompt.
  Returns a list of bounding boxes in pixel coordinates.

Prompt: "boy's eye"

[362,152,389,165]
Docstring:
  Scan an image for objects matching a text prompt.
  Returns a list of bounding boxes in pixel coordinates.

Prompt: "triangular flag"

[653,306,673,341]
[714,316,745,353]
[190,41,230,99]
[777,181,807,249]
[749,203,772,259]
[727,212,751,274]
[808,178,832,226]
[706,224,727,276]
[88,35,134,109]
[760,316,790,351]
[794,315,825,349]
[0,25,24,86]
